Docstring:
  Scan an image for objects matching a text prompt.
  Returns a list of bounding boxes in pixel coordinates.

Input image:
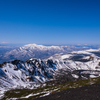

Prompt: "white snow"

[21,93,33,98]
[61,54,72,59]
[86,49,100,52]
[72,50,91,54]
[72,74,79,78]
[90,75,97,78]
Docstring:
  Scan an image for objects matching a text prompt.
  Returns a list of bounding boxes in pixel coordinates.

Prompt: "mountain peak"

[0,44,92,64]
[23,43,45,49]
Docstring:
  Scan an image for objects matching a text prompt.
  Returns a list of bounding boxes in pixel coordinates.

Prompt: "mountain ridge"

[0,43,90,64]
[1,48,100,98]
[1,46,100,98]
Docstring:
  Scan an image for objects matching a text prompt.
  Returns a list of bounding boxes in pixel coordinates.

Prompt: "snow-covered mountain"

[0,44,90,64]
[1,48,100,97]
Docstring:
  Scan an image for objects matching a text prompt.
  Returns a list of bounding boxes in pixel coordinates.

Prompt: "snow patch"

[72,74,79,78]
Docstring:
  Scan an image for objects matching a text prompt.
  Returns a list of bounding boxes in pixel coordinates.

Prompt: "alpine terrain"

[1,47,100,99]
[0,44,90,64]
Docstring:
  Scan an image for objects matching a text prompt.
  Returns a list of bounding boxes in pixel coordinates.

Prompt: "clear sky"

[0,0,100,45]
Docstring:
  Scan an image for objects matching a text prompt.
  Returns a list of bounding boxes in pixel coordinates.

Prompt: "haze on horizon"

[0,0,100,45]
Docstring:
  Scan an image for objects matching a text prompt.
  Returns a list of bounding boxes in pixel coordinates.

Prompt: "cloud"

[1,42,8,44]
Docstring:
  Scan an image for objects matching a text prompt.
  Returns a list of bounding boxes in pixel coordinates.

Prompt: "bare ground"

[33,83,100,100]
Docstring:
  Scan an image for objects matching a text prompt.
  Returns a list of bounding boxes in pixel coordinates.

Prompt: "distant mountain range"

[0,44,90,64]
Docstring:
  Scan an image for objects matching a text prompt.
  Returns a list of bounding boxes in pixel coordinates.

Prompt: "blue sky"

[0,0,100,45]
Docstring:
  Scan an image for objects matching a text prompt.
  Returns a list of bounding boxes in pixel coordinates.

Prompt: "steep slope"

[0,58,56,98]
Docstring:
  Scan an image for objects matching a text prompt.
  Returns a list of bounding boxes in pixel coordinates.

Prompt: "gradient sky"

[0,0,100,45]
